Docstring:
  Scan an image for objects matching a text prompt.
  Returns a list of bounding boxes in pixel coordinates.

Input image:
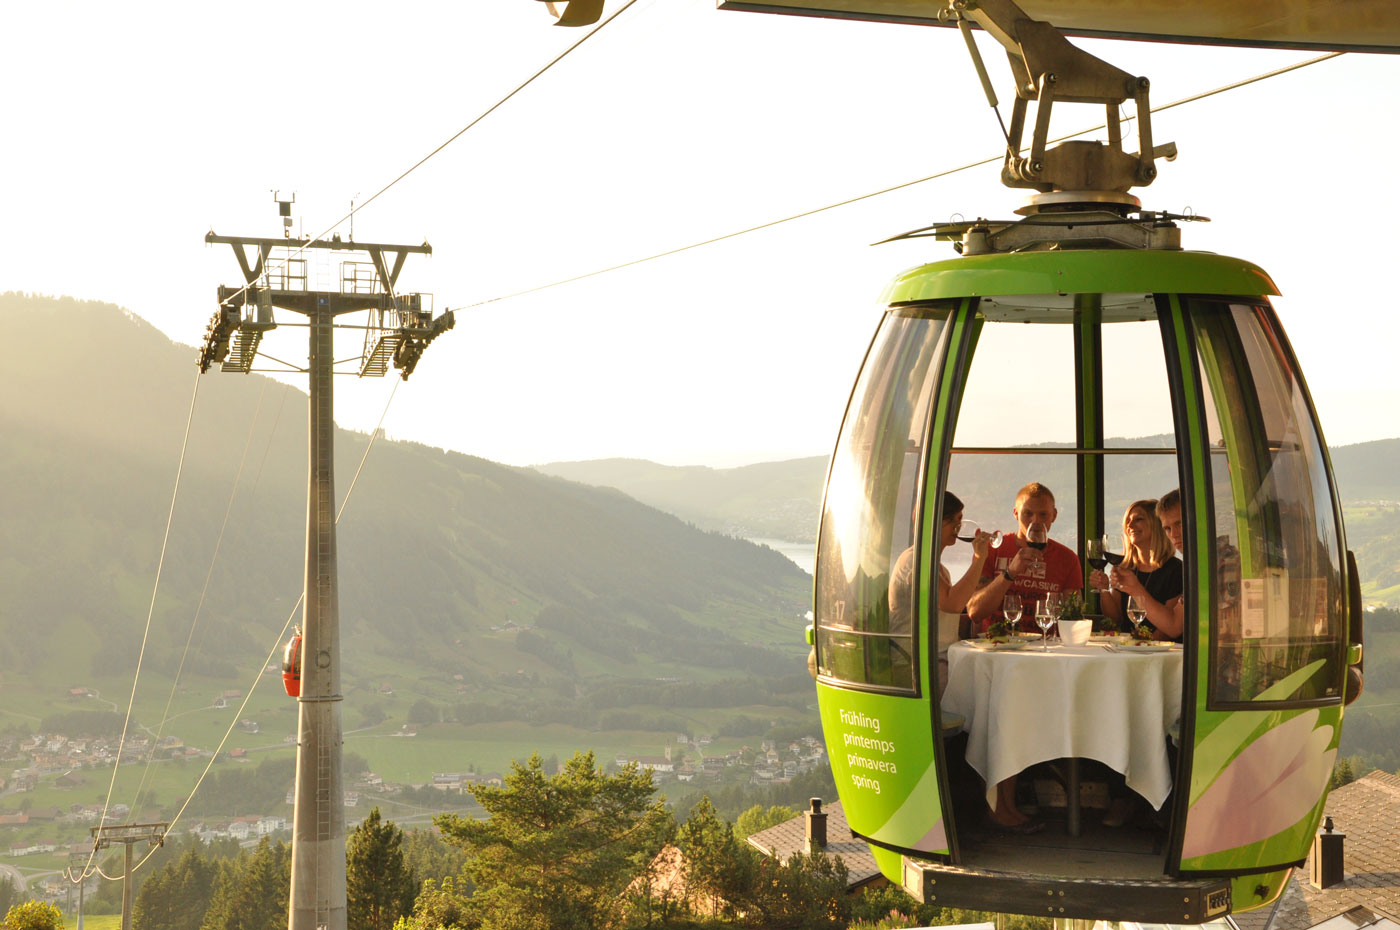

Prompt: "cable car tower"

[200,195,453,930]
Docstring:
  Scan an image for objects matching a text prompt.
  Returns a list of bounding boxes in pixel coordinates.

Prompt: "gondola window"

[815,304,952,692]
[1191,300,1346,705]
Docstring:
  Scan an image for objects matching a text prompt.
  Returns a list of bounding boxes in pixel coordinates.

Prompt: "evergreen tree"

[0,877,21,918]
[743,850,849,930]
[199,838,289,930]
[398,876,471,930]
[134,845,221,930]
[1,901,63,930]
[733,803,800,841]
[436,750,672,930]
[676,796,753,919]
[348,808,418,930]
[401,829,469,889]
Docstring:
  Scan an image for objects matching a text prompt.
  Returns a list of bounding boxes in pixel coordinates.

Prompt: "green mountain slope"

[0,293,811,710]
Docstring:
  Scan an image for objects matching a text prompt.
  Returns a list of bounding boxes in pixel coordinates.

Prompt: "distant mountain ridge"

[536,436,1400,603]
[534,456,829,544]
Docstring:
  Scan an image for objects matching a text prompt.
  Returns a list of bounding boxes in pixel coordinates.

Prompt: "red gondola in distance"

[283,630,302,698]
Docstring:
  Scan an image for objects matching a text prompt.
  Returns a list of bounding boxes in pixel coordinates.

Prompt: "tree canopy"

[435,750,672,930]
[348,808,418,930]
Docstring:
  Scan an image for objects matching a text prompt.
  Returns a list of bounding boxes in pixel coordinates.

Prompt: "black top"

[1111,557,1184,642]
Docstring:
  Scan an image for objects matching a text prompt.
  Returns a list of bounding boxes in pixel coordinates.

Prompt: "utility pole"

[202,198,453,930]
[67,852,90,930]
[90,822,167,930]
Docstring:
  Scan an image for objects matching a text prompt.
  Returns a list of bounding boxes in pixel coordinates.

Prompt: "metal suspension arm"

[946,0,1173,195]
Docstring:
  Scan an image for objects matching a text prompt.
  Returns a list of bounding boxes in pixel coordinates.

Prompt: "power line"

[457,51,1345,312]
[215,0,642,313]
[128,381,270,816]
[124,381,402,878]
[79,371,202,882]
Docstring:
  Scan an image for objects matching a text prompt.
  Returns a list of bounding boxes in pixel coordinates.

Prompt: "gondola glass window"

[815,303,952,692]
[1191,300,1346,705]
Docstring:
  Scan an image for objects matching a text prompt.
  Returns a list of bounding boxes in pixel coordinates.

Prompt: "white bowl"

[1058,619,1093,645]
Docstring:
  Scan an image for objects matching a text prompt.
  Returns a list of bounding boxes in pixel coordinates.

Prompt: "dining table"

[940,638,1183,835]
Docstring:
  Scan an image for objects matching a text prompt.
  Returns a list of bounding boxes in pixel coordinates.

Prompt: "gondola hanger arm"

[944,0,1172,196]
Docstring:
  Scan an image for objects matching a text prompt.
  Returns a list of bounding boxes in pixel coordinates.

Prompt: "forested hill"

[0,293,810,699]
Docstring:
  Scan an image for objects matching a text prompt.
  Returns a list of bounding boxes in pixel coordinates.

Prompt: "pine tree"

[401,876,471,930]
[134,845,222,930]
[676,796,753,918]
[198,838,289,930]
[347,808,418,930]
[733,803,800,840]
[0,878,23,921]
[436,750,672,930]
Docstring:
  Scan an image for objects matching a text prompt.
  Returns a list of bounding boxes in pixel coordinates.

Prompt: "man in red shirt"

[967,481,1083,634]
[964,481,1083,833]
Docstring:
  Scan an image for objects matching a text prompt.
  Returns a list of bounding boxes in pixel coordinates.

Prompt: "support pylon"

[202,212,452,930]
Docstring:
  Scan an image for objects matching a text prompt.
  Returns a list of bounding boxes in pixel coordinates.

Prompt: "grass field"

[66,914,120,930]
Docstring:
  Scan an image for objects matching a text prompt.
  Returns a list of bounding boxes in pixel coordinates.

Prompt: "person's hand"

[1009,546,1040,577]
[971,530,993,560]
[1088,569,1111,591]
[1110,563,1144,596]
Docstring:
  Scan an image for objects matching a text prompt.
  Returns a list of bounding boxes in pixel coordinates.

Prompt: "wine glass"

[1035,596,1057,651]
[955,520,1002,546]
[1126,595,1147,638]
[1026,522,1049,551]
[1002,593,1022,634]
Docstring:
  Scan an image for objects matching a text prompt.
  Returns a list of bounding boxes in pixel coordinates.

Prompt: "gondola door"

[1163,296,1352,911]
[814,298,975,870]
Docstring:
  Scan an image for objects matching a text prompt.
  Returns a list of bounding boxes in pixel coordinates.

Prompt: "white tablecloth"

[941,641,1184,811]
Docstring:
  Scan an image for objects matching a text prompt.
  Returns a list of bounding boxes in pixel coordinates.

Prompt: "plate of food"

[1113,640,1175,652]
[1088,632,1130,644]
[971,637,1029,651]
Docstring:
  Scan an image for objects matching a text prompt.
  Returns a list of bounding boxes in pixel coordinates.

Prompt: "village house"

[747,799,886,895]
[1233,771,1400,930]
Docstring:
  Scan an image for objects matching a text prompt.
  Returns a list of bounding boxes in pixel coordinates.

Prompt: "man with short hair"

[1106,489,1185,640]
[967,481,1083,633]
[1157,487,1183,552]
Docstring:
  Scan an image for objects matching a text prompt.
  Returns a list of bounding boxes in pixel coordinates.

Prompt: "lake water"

[747,537,815,575]
[747,537,981,581]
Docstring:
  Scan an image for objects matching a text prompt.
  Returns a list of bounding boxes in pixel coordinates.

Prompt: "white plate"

[1113,641,1175,653]
[971,638,1029,651]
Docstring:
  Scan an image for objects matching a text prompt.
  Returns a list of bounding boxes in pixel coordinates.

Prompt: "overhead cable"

[215,0,642,312]
[124,381,401,878]
[79,371,202,881]
[458,51,1345,311]
[128,381,270,816]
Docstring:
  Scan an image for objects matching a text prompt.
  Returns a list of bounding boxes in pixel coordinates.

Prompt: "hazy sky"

[3,1,1397,467]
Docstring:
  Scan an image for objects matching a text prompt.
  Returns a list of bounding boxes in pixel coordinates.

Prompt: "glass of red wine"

[1026,522,1049,551]
[956,520,1002,545]
[1086,535,1109,590]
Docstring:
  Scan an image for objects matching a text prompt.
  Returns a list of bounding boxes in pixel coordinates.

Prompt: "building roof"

[1232,771,1400,930]
[745,800,883,889]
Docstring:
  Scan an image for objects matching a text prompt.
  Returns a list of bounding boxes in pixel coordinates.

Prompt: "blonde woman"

[1089,499,1183,638]
[1089,498,1183,828]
